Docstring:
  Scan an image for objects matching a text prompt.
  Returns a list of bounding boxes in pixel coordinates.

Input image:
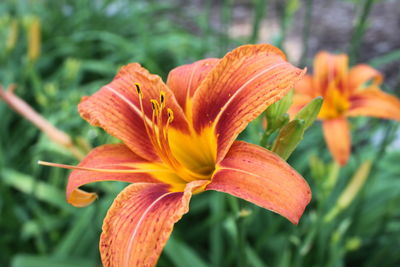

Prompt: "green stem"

[276,0,287,49]
[220,0,233,55]
[229,197,247,266]
[237,201,247,267]
[249,0,268,44]
[299,0,313,67]
[350,0,374,64]
[374,123,398,162]
[200,0,213,52]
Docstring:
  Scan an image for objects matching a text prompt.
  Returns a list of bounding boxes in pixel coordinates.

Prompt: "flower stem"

[249,0,268,44]
[349,0,374,64]
[299,0,314,67]
[228,196,247,266]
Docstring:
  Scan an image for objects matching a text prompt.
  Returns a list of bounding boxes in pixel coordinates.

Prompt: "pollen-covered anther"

[160,91,166,109]
[167,108,174,123]
[150,99,160,116]
[134,83,143,98]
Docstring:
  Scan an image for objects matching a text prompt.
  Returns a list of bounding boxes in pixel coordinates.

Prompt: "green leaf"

[11,254,96,267]
[369,49,400,68]
[164,236,208,267]
[2,169,68,209]
[53,206,96,257]
[245,245,266,267]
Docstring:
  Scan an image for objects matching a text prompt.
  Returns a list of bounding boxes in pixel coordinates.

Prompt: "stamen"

[150,98,174,167]
[134,83,143,98]
[150,99,160,116]
[160,91,166,108]
[121,86,210,182]
[167,108,174,123]
[163,108,174,154]
[134,85,164,157]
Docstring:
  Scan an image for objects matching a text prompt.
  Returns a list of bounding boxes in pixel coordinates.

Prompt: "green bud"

[324,161,372,222]
[295,96,323,129]
[266,89,293,122]
[261,90,294,147]
[271,119,305,160]
[337,160,372,209]
[64,58,81,82]
[6,19,18,52]
[324,161,340,191]
[266,113,290,135]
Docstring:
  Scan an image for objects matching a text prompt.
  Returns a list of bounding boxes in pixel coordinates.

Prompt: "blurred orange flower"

[42,44,311,266]
[290,51,400,165]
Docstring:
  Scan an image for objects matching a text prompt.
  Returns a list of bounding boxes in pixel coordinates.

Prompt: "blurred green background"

[1,0,399,266]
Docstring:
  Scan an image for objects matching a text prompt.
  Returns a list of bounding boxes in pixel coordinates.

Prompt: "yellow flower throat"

[318,82,350,119]
[134,83,216,187]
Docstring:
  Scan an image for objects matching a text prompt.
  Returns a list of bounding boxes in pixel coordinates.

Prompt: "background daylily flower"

[41,44,311,266]
[289,51,400,166]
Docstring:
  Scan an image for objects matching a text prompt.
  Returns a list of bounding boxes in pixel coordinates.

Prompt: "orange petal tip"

[68,188,98,207]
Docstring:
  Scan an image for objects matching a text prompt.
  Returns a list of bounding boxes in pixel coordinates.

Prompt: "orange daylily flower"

[289,51,400,166]
[41,44,311,266]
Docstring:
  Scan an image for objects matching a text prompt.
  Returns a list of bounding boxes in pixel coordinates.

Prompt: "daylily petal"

[349,64,383,92]
[100,180,208,267]
[167,58,219,114]
[294,75,315,96]
[68,189,98,208]
[313,51,348,95]
[332,53,349,93]
[347,89,400,120]
[207,141,311,224]
[67,144,159,207]
[313,51,331,94]
[78,63,189,162]
[192,44,305,162]
[322,118,351,166]
[289,75,316,118]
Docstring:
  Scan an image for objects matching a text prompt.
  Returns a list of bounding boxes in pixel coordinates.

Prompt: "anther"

[150,99,160,116]
[134,83,143,97]
[167,108,174,123]
[160,91,166,108]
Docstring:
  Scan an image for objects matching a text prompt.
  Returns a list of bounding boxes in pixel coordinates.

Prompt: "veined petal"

[100,180,208,267]
[349,64,383,92]
[322,118,351,166]
[332,53,349,93]
[313,52,348,95]
[66,144,159,207]
[313,51,331,94]
[167,58,219,114]
[192,44,305,162]
[347,89,400,120]
[78,63,189,162]
[206,141,311,224]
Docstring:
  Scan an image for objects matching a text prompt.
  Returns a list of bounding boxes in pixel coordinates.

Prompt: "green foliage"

[1,0,399,267]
